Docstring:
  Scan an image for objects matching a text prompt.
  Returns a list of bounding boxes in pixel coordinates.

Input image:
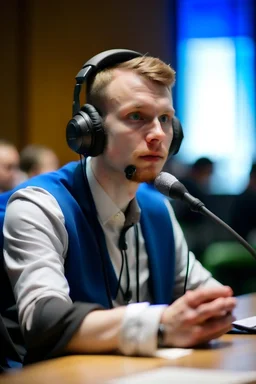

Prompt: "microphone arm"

[181,192,256,259]
[199,204,256,261]
[182,191,256,261]
[154,172,256,261]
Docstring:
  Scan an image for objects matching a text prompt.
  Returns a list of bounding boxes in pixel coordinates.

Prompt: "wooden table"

[0,294,256,384]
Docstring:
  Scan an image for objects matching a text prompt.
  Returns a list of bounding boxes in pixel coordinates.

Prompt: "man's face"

[0,145,20,192]
[100,69,175,183]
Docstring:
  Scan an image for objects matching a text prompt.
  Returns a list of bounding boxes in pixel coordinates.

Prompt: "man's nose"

[146,118,165,143]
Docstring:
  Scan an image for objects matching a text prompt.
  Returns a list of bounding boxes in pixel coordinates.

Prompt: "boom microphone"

[154,171,256,260]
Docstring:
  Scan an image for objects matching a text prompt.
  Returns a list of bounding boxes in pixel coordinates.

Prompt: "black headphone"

[66,49,184,157]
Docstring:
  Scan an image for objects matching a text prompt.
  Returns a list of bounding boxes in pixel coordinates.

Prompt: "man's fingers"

[161,291,236,327]
[161,287,236,348]
[186,296,236,324]
[163,313,234,348]
[189,313,235,346]
[185,286,234,308]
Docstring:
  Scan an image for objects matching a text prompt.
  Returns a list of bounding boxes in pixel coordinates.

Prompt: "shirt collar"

[86,158,141,228]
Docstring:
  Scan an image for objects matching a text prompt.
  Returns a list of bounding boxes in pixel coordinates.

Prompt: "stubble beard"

[131,167,162,183]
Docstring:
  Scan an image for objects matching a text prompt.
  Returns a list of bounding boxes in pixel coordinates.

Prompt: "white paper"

[154,347,193,359]
[233,316,256,328]
[108,367,256,384]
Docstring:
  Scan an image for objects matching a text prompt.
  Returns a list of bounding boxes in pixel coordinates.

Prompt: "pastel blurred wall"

[0,0,175,165]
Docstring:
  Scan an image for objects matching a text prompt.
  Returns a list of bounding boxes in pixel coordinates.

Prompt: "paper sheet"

[154,347,193,359]
[109,367,256,384]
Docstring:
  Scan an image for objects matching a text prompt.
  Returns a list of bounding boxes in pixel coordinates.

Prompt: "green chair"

[201,241,256,296]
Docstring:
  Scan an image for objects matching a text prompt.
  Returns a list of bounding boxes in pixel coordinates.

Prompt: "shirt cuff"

[118,302,167,356]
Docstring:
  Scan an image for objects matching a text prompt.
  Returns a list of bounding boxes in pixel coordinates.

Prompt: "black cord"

[117,223,140,304]
[124,249,131,299]
[134,224,140,302]
[117,250,130,302]
[183,247,190,295]
[118,249,132,304]
[115,250,125,298]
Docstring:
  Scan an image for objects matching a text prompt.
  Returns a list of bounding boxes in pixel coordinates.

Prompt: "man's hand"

[161,286,236,347]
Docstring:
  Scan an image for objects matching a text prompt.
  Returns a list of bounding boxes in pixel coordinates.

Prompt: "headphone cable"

[115,250,125,298]
[183,247,190,295]
[135,224,140,302]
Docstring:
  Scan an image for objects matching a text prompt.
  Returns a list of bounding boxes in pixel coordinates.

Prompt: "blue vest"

[0,161,176,310]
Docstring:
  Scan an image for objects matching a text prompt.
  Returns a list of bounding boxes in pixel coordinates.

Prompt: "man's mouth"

[139,154,164,162]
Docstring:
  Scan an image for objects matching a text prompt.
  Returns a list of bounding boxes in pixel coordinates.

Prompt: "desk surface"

[1,294,256,384]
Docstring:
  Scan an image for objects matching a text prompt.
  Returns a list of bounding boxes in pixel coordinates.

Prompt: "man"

[19,144,59,180]
[1,49,235,365]
[0,140,20,193]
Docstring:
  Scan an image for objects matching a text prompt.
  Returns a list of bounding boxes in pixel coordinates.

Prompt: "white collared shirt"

[3,159,220,356]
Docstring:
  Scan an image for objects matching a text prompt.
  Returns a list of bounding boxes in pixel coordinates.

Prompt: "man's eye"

[159,114,170,123]
[128,112,142,121]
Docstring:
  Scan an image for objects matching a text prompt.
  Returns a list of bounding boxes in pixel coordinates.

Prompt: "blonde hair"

[88,56,175,113]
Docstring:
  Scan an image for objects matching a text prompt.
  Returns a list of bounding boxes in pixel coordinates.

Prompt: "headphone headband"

[76,49,143,81]
[73,49,143,116]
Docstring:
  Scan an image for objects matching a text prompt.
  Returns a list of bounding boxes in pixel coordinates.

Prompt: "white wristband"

[119,302,167,356]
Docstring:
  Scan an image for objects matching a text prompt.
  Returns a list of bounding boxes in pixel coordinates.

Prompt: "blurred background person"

[179,157,214,201]
[172,157,214,259]
[0,140,20,193]
[19,144,59,180]
[229,163,256,244]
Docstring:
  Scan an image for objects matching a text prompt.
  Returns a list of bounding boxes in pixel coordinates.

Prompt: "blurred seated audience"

[162,156,188,180]
[0,140,20,193]
[172,157,214,259]
[179,157,214,203]
[19,144,59,180]
[229,163,256,243]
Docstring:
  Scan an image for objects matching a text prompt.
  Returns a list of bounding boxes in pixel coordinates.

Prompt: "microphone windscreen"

[154,172,179,197]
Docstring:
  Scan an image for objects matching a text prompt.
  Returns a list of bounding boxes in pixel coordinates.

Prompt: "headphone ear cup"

[80,104,106,156]
[66,104,106,157]
[169,117,184,156]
